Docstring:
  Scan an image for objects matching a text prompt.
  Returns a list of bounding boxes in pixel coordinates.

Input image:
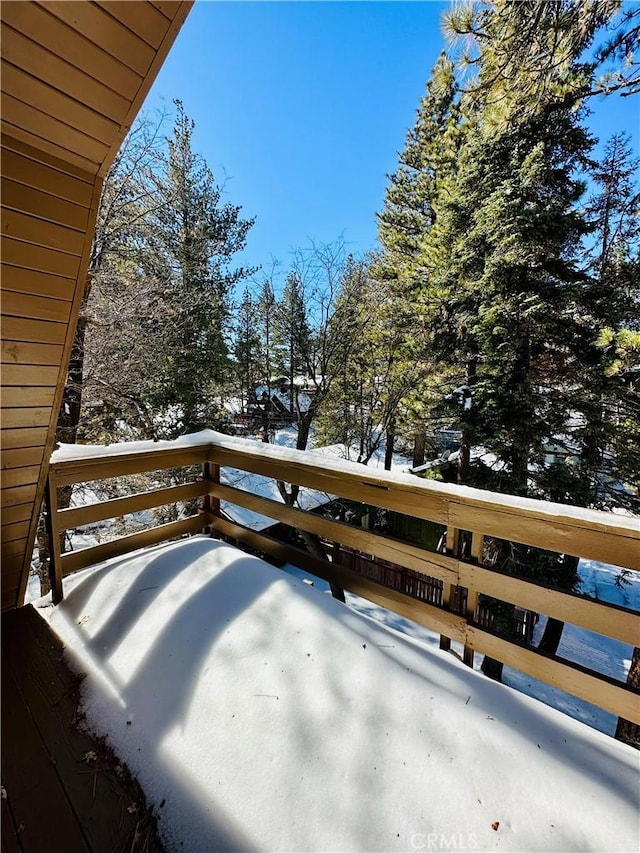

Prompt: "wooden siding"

[1,1,193,611]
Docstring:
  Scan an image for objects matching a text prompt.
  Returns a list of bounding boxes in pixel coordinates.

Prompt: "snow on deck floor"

[37,537,638,853]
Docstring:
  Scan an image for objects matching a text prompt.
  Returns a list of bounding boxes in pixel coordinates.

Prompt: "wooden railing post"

[439,526,459,651]
[463,532,483,667]
[203,461,220,537]
[44,468,63,604]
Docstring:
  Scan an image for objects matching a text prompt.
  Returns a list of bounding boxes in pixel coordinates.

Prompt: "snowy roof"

[37,537,639,853]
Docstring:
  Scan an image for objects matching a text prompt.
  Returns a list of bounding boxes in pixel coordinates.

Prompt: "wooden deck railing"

[45,433,640,724]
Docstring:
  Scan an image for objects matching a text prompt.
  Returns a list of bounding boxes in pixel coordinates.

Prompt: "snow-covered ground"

[35,537,639,853]
[283,560,640,738]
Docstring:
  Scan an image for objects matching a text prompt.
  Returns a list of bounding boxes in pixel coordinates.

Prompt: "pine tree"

[274,272,312,413]
[233,288,261,410]
[144,101,254,436]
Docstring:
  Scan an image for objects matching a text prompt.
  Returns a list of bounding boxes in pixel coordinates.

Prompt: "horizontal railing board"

[60,514,208,576]
[212,482,460,582]
[213,482,639,647]
[49,438,639,567]
[210,445,451,523]
[59,480,209,529]
[466,627,640,725]
[459,562,640,648]
[213,517,638,724]
[208,439,638,539]
[51,445,212,485]
[212,444,639,570]
[449,502,640,573]
[211,515,468,643]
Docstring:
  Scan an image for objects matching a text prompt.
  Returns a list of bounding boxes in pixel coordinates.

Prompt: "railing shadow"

[47,536,639,851]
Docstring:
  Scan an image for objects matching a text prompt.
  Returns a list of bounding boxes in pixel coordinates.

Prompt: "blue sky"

[143,1,639,285]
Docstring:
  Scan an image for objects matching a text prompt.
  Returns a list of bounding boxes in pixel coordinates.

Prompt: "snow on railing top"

[50,430,640,537]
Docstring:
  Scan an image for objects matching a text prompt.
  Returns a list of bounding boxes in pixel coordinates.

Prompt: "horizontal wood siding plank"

[1,316,67,344]
[1,519,30,544]
[212,515,468,643]
[2,207,85,255]
[0,24,131,123]
[43,2,156,76]
[1,63,119,145]
[61,514,206,575]
[97,1,170,49]
[1,177,90,232]
[2,387,57,408]
[0,1,142,100]
[1,502,35,525]
[1,265,75,301]
[1,428,49,451]
[2,504,31,525]
[150,1,182,19]
[2,236,81,277]
[467,626,640,724]
[1,483,37,509]
[0,466,41,490]
[58,480,210,529]
[0,146,93,205]
[1,291,71,323]
[1,538,28,561]
[1,408,51,429]
[1,447,44,470]
[1,96,108,171]
[1,340,65,366]
[1,365,60,387]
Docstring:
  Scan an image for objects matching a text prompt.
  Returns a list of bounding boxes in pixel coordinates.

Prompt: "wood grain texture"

[59,479,209,529]
[60,513,207,575]
[0,1,142,100]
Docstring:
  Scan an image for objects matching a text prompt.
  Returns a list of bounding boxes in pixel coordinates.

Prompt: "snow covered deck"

[37,537,639,853]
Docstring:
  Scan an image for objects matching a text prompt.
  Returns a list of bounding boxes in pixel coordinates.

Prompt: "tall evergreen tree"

[144,101,254,435]
[233,288,261,410]
[274,272,312,413]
